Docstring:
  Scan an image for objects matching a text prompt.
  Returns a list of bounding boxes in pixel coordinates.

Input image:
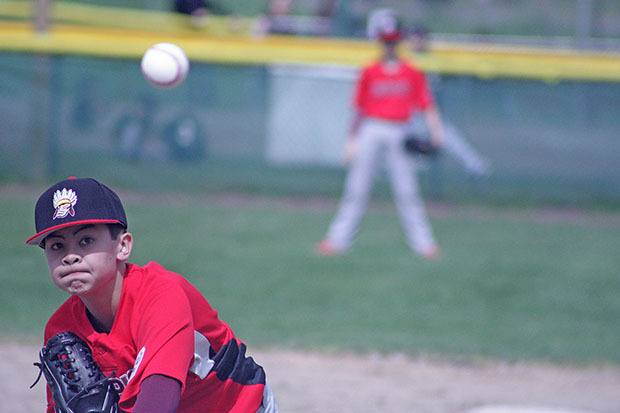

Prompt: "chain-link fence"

[1,51,618,206]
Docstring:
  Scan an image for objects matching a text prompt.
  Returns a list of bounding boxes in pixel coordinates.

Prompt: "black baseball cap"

[26,177,127,246]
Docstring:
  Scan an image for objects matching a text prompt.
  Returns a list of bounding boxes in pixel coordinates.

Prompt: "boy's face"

[43,224,132,296]
[381,41,399,57]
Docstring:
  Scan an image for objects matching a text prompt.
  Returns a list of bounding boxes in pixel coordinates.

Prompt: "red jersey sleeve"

[411,69,434,110]
[125,279,195,397]
[354,67,370,110]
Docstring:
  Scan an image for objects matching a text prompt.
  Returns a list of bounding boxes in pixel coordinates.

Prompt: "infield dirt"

[5,342,620,413]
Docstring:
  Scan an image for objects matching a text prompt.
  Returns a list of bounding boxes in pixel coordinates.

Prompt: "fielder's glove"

[31,331,124,413]
[403,134,439,156]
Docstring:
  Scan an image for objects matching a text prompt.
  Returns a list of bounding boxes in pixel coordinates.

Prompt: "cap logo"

[52,188,78,220]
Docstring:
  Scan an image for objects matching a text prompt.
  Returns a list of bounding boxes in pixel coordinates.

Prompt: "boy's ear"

[117,232,133,261]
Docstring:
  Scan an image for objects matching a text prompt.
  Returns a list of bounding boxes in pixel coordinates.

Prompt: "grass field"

[1,190,619,366]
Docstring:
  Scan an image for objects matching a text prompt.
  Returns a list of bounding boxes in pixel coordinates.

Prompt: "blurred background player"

[317,20,444,259]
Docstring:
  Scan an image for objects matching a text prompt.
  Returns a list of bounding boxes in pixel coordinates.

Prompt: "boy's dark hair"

[108,223,127,240]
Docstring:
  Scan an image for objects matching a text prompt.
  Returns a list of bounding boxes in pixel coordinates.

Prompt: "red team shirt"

[44,261,265,413]
[355,59,434,122]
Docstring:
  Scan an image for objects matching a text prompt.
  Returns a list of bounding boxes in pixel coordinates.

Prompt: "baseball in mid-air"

[141,43,189,88]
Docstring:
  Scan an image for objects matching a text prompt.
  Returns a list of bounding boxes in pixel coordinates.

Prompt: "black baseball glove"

[31,331,124,413]
[403,134,439,156]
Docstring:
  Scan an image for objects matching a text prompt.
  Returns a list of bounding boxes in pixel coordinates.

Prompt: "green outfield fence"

[1,2,619,207]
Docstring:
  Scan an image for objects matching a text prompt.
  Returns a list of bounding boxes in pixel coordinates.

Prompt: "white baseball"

[141,43,189,88]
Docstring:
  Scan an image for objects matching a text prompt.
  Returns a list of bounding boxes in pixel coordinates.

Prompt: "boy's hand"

[32,331,124,413]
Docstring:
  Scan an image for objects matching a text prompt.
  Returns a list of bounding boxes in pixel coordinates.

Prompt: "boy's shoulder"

[127,261,188,286]
[125,261,200,300]
[401,59,425,76]
[364,60,383,73]
[124,261,216,316]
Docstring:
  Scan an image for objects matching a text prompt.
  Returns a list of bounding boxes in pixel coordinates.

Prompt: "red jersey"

[43,261,265,413]
[355,59,434,122]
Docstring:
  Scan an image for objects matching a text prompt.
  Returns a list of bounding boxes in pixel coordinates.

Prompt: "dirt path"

[5,343,619,413]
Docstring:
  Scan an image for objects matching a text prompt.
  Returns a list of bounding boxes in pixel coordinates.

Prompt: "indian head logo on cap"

[52,188,78,220]
[26,177,128,246]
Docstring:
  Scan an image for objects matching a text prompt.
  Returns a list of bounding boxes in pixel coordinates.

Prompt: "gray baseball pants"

[257,383,278,413]
[325,118,436,254]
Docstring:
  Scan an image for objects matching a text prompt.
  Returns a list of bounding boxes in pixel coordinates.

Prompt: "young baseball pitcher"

[27,177,278,413]
[317,22,444,259]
